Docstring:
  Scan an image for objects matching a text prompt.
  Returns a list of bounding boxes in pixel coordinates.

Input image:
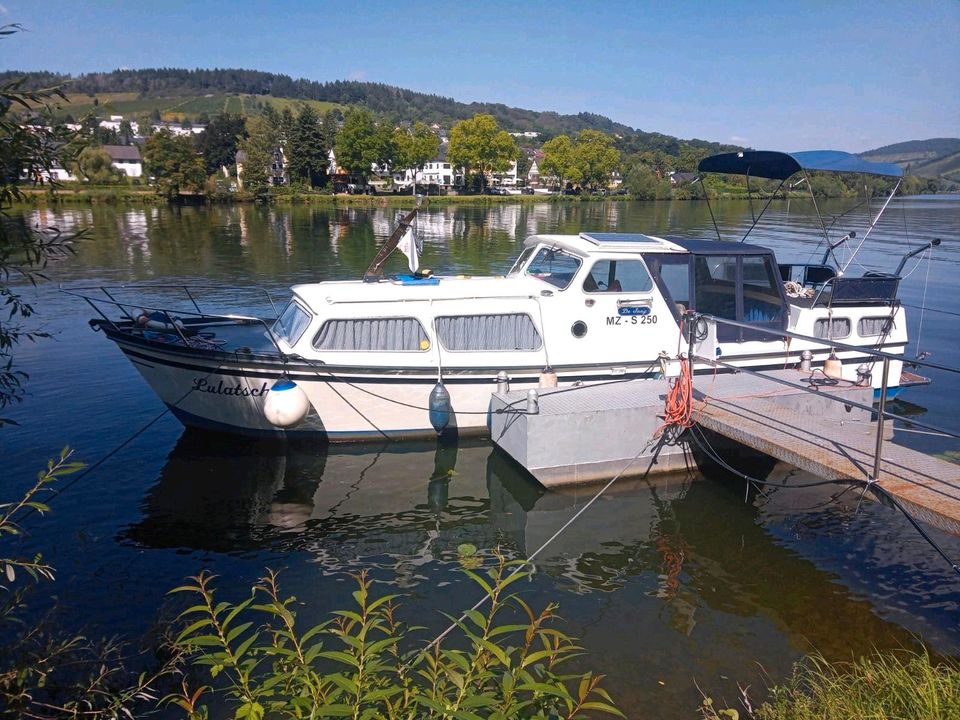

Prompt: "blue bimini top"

[698,150,903,180]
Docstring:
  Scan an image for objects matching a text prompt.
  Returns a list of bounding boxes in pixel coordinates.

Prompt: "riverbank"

[15,184,824,207]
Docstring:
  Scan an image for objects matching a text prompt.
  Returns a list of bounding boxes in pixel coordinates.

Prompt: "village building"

[102,144,143,178]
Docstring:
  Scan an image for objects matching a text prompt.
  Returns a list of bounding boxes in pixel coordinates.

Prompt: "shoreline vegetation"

[14,183,945,207]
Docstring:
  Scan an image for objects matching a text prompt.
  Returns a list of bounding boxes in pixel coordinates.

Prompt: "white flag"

[397,226,419,273]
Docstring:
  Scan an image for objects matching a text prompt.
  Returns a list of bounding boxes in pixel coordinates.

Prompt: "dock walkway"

[697,391,960,535]
[489,368,960,536]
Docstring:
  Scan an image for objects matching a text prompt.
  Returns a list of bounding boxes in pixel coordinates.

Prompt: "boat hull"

[112,332,659,439]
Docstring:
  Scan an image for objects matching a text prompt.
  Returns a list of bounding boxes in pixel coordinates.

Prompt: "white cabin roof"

[523,233,686,256]
[292,275,542,310]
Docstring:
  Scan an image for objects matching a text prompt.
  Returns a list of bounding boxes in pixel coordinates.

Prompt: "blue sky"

[2,1,957,151]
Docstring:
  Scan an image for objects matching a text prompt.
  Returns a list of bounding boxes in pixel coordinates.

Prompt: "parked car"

[521,187,535,195]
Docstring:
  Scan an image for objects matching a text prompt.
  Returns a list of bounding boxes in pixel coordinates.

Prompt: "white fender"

[263,378,311,428]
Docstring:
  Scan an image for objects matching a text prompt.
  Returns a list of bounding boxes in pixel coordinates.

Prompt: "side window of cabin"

[741,256,784,323]
[814,318,851,340]
[582,260,654,293]
[525,247,582,289]
[274,301,313,345]
[314,317,429,351]
[694,256,738,320]
[436,314,542,351]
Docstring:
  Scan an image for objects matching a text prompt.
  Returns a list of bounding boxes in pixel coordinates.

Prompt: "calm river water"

[4,197,960,717]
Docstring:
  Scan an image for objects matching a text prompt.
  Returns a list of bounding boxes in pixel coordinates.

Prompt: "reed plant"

[755,648,960,720]
[700,647,960,720]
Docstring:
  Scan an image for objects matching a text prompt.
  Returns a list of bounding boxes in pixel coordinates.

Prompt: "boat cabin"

[511,233,787,343]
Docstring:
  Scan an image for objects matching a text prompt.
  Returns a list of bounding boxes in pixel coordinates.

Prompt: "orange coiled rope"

[654,356,698,438]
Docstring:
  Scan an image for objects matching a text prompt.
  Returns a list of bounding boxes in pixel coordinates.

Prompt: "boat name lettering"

[191,378,270,397]
[618,306,651,316]
[606,315,658,326]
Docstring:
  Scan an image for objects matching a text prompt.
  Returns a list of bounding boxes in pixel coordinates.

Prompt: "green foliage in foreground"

[701,648,960,720]
[1,449,180,720]
[167,554,624,720]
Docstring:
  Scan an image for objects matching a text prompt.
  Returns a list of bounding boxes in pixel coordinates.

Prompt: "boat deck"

[102,317,280,355]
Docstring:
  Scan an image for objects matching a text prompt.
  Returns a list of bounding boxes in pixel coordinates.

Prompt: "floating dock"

[489,369,960,536]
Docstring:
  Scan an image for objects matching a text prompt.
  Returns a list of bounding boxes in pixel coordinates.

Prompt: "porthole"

[571,320,588,338]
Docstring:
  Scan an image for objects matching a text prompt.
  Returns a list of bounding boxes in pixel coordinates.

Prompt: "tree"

[0,59,84,424]
[238,114,278,189]
[541,134,574,190]
[194,112,246,175]
[542,131,620,191]
[335,107,395,183]
[117,119,134,145]
[637,149,672,179]
[142,129,206,198]
[286,104,327,187]
[447,114,518,191]
[570,130,620,191]
[623,160,669,200]
[677,145,710,173]
[321,109,340,154]
[75,146,124,184]
[394,121,440,190]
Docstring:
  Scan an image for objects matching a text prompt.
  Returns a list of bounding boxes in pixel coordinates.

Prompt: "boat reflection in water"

[122,429,953,716]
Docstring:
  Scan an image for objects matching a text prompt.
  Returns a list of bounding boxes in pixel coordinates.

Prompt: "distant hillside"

[860,138,960,181]
[0,67,737,155]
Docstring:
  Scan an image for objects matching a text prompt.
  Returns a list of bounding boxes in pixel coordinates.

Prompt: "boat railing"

[687,312,960,483]
[60,282,282,317]
[61,284,288,360]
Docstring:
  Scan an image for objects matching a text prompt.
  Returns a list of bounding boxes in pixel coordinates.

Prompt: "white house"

[22,163,77,183]
[394,161,461,191]
[151,123,205,137]
[492,160,519,187]
[102,145,143,178]
[98,116,140,136]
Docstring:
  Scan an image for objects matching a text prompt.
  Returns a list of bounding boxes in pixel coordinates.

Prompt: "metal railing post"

[872,356,890,480]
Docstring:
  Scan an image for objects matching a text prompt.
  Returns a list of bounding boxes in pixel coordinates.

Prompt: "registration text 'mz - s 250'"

[606,315,658,325]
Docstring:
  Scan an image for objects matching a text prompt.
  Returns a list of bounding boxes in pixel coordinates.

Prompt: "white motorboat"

[71,150,933,440]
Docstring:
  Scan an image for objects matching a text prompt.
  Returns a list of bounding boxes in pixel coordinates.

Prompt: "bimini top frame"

[696,150,904,272]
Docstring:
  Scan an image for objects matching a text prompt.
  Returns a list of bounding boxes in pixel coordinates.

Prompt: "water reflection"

[123,429,940,660]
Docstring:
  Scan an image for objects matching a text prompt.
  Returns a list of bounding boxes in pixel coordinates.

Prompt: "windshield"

[507,246,536,276]
[273,301,312,345]
[525,247,582,289]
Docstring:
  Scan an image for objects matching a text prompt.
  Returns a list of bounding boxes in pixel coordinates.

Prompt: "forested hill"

[860,138,960,181]
[0,67,736,153]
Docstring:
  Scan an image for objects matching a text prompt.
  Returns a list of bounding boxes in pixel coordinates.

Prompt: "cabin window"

[741,256,785,323]
[273,301,312,346]
[858,316,894,337]
[436,313,542,352]
[525,247,582,289]
[582,259,654,293]
[313,317,429,352]
[813,318,851,340]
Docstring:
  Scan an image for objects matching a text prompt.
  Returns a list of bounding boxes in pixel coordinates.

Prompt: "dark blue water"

[3,198,959,718]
